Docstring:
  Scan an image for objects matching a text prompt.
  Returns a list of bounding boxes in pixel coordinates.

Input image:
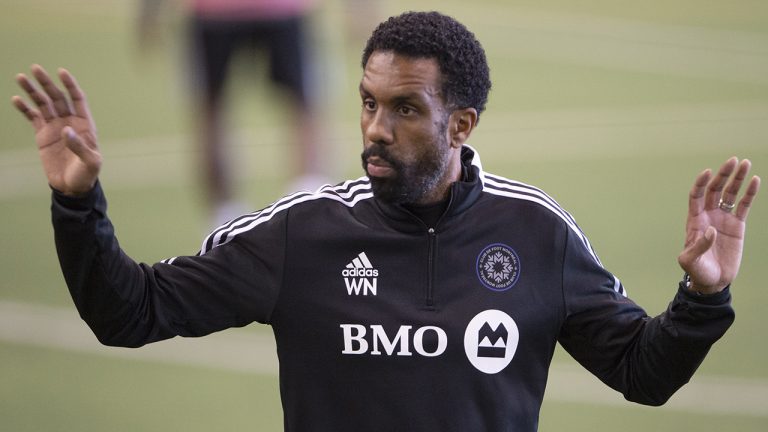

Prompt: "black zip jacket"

[52,146,734,431]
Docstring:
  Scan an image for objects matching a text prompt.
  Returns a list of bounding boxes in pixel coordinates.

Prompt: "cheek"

[359,115,370,138]
[417,121,449,151]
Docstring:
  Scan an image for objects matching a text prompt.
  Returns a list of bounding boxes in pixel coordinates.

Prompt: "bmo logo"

[339,310,519,374]
[464,310,519,374]
[340,324,447,357]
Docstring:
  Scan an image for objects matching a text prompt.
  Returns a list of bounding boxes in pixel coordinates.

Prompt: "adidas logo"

[342,252,379,296]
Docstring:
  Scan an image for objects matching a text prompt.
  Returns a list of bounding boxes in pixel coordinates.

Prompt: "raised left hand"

[678,157,760,294]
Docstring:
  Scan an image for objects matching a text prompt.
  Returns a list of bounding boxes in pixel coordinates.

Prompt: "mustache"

[361,145,400,169]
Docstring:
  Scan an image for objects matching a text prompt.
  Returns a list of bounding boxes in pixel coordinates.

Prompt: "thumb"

[678,226,717,268]
[62,126,101,171]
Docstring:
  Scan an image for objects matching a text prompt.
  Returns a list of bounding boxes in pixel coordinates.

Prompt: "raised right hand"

[12,64,101,196]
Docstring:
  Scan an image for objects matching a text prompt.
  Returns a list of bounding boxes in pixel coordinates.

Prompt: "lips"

[366,156,395,178]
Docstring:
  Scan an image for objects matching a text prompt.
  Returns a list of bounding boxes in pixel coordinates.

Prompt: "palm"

[684,204,744,288]
[35,115,97,193]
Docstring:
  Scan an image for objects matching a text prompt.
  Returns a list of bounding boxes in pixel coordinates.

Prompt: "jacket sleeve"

[557,226,734,406]
[51,181,285,348]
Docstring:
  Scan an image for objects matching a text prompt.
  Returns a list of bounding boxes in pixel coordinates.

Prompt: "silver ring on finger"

[718,198,736,212]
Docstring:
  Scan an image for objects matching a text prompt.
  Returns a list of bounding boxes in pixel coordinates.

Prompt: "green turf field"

[1,0,767,430]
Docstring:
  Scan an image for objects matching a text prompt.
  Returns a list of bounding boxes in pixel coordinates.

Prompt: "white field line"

[1,300,766,418]
[0,300,279,376]
[416,3,768,85]
[2,102,766,200]
[479,101,768,163]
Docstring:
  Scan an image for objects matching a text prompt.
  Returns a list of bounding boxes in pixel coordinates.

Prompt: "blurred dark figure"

[139,0,327,226]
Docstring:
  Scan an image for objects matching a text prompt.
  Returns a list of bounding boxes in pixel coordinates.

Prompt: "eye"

[396,105,416,116]
[362,99,377,111]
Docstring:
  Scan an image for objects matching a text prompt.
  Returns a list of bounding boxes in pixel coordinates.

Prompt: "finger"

[31,64,73,117]
[688,168,711,217]
[58,68,91,119]
[734,175,761,221]
[678,226,716,269]
[683,226,701,248]
[16,71,56,121]
[62,127,102,170]
[11,95,45,130]
[704,157,738,211]
[720,159,750,210]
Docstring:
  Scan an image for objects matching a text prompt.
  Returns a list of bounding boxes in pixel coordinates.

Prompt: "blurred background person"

[138,0,330,226]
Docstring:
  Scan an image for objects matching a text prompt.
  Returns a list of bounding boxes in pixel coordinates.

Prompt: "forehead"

[360,51,442,98]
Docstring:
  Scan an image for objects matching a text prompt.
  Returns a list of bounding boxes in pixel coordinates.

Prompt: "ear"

[449,108,478,149]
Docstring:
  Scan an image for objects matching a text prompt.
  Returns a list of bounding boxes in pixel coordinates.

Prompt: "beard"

[361,133,452,205]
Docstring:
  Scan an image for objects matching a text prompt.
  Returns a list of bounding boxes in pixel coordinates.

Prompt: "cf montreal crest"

[476,243,520,291]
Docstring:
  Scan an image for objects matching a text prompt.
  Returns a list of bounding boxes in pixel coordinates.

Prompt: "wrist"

[50,180,98,198]
[51,180,101,208]
[680,273,726,296]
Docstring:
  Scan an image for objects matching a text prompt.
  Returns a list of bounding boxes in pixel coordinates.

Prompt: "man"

[138,0,328,226]
[11,11,761,432]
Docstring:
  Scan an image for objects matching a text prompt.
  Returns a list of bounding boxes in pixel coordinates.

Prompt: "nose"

[363,109,393,146]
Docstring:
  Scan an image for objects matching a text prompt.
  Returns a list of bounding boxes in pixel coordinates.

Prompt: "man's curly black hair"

[362,11,491,118]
